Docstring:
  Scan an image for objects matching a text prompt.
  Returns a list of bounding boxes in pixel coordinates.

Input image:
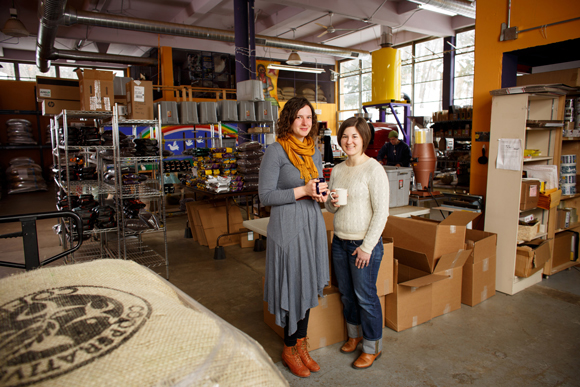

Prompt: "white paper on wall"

[497,138,522,171]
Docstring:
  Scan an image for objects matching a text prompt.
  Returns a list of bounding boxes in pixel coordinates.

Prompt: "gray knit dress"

[259,142,329,336]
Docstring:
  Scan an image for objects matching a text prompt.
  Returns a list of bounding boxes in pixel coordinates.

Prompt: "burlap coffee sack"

[0,259,288,387]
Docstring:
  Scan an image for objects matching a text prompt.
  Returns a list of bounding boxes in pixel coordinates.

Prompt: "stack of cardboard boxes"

[258,210,497,345]
[36,71,153,119]
[36,76,81,115]
[185,200,244,249]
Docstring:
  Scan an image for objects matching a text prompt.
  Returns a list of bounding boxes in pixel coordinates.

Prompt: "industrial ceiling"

[0,0,475,70]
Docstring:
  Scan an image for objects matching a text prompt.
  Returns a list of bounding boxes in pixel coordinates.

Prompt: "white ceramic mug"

[330,188,348,206]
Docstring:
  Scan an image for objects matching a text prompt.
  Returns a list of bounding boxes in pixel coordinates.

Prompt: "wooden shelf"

[523,156,553,162]
[555,222,580,233]
[561,193,580,200]
[546,260,580,276]
[562,137,580,141]
[517,231,548,245]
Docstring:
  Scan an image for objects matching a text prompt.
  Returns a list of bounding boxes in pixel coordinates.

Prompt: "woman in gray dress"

[259,97,330,378]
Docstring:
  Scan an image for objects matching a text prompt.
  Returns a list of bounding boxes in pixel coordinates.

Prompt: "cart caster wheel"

[184,221,193,238]
[214,246,226,260]
[254,238,265,252]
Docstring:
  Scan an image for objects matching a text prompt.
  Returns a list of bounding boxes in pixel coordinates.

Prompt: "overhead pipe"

[409,0,476,19]
[36,0,68,72]
[48,50,158,66]
[62,8,370,59]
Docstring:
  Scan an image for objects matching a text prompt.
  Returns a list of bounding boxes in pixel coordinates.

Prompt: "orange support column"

[159,46,174,101]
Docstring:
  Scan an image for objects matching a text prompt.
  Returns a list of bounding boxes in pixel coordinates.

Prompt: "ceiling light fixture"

[2,2,29,37]
[267,64,325,74]
[286,52,303,66]
[286,29,303,66]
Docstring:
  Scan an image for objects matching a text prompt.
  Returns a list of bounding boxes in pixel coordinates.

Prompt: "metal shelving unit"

[113,106,169,278]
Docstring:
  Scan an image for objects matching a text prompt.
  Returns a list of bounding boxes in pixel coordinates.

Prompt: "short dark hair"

[276,97,318,140]
[337,117,372,151]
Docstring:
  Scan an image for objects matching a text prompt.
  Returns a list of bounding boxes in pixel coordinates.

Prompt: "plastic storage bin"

[179,101,199,124]
[217,100,238,121]
[199,102,218,124]
[155,101,179,124]
[384,166,413,207]
[236,80,264,101]
[238,101,256,122]
[255,101,274,121]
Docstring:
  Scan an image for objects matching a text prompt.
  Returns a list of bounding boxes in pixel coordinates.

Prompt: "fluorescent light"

[418,3,457,16]
[267,64,325,74]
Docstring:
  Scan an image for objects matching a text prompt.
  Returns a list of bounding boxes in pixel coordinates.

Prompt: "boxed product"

[36,76,79,101]
[520,179,541,211]
[41,99,81,116]
[462,230,497,306]
[515,239,552,277]
[126,80,154,119]
[75,69,115,111]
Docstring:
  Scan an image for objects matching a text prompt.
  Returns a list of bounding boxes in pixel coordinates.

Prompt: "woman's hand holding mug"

[329,188,348,207]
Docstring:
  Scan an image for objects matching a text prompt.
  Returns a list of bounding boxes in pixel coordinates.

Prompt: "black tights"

[284,309,310,347]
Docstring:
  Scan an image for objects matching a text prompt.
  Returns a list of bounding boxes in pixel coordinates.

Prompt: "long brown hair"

[276,97,318,140]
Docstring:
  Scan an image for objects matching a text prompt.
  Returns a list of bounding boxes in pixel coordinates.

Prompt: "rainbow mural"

[117,123,239,156]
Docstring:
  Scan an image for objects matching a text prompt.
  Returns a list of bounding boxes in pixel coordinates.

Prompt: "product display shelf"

[112,105,169,279]
[485,92,564,295]
[50,110,119,262]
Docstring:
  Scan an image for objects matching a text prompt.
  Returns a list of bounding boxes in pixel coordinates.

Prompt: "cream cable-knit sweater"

[324,157,390,254]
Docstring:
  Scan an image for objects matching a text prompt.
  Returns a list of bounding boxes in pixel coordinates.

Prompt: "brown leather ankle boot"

[296,337,320,372]
[340,337,363,353]
[281,344,311,378]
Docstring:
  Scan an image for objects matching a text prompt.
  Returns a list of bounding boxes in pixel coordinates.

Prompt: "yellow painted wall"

[279,101,338,135]
[470,0,580,196]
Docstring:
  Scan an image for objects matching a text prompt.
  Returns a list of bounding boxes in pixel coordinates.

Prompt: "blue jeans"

[332,235,383,354]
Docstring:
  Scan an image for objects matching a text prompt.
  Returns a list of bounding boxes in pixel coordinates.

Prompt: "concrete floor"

[1,187,580,386]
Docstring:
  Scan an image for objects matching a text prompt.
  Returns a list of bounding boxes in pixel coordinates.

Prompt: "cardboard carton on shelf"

[36,76,80,102]
[462,230,497,307]
[41,99,81,116]
[75,69,115,112]
[520,179,541,211]
[126,80,154,119]
[515,239,552,277]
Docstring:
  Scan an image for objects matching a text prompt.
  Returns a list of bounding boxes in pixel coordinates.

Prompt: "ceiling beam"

[170,0,228,25]
[255,6,314,37]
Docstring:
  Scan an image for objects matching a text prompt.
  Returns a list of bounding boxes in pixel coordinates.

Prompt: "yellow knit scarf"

[277,136,319,183]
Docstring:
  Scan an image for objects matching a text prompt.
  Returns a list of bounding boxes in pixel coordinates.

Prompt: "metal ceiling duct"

[62,9,369,58]
[36,3,370,72]
[409,0,476,19]
[48,50,158,66]
[36,0,68,72]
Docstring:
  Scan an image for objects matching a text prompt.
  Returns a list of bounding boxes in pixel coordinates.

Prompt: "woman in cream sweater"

[325,116,390,369]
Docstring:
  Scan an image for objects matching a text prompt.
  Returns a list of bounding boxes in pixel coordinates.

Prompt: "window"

[0,62,16,80]
[337,58,372,122]
[453,29,475,107]
[58,66,79,79]
[413,38,443,117]
[18,63,56,81]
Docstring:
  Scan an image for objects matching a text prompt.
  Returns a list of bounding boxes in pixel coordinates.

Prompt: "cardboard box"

[520,179,541,211]
[322,210,334,231]
[41,99,81,116]
[240,227,261,248]
[538,189,561,210]
[263,279,347,351]
[377,238,394,296]
[198,205,243,249]
[552,231,578,269]
[36,76,79,101]
[186,200,229,246]
[126,80,154,119]
[385,247,472,332]
[516,68,580,88]
[76,69,115,111]
[516,239,552,277]
[462,230,497,306]
[383,211,479,272]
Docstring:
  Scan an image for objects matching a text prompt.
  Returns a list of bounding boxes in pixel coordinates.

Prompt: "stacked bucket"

[561,154,576,196]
